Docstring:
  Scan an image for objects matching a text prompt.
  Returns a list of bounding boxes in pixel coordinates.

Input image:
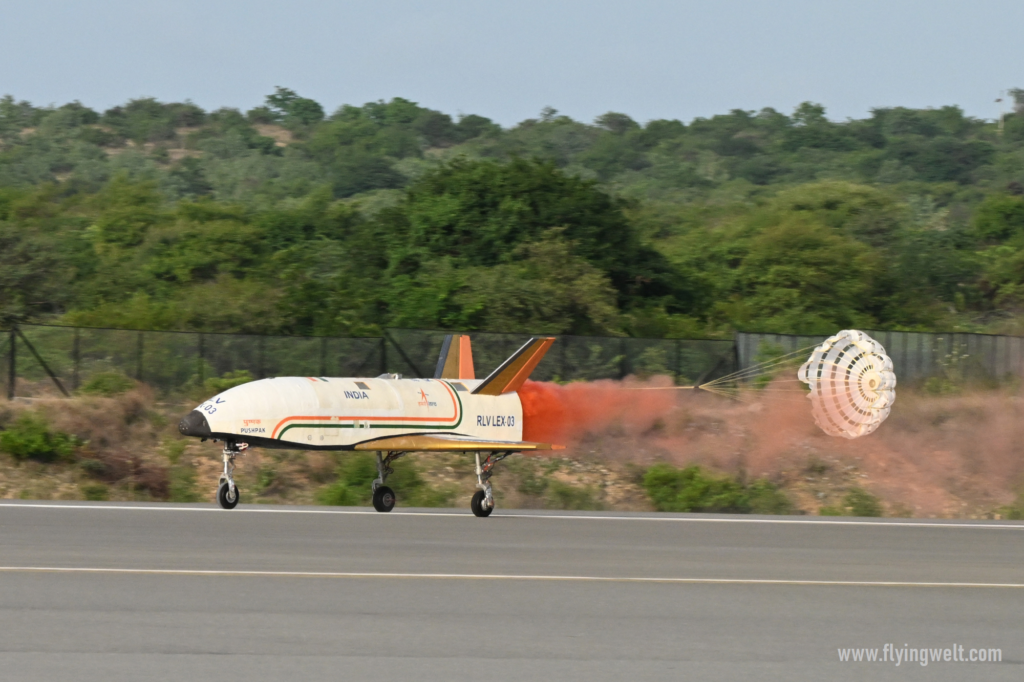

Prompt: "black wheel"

[372,485,396,512]
[471,490,493,517]
[217,481,239,510]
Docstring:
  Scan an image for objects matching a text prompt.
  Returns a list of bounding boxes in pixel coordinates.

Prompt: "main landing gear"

[371,451,406,512]
[471,451,511,517]
[217,441,248,510]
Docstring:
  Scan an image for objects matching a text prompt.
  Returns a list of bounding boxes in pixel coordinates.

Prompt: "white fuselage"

[194,376,523,449]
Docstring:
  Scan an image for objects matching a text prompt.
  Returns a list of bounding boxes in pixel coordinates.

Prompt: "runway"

[1,502,1022,681]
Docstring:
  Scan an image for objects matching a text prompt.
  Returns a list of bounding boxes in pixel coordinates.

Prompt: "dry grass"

[537,381,1024,518]
[253,124,293,147]
[3,377,1022,517]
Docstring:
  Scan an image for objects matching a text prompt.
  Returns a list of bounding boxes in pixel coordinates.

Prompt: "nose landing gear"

[217,441,248,510]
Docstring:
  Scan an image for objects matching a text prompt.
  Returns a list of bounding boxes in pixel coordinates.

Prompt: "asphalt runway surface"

[1,502,1023,681]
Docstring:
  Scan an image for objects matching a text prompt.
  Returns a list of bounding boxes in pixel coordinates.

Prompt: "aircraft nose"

[178,410,212,438]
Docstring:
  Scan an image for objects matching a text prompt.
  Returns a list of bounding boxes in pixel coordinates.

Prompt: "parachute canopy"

[798,330,896,439]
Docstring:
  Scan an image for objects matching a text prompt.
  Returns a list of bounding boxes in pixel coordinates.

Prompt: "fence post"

[72,328,80,391]
[560,336,567,380]
[257,336,265,379]
[197,333,205,385]
[13,327,69,397]
[136,331,144,382]
[380,337,387,375]
[320,337,327,377]
[733,333,742,377]
[619,338,628,379]
[7,327,14,400]
[382,330,423,378]
[675,338,682,383]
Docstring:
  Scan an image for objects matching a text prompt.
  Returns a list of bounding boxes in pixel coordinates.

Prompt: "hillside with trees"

[3,87,1024,338]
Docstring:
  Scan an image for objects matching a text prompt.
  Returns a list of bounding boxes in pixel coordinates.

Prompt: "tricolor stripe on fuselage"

[271,379,462,440]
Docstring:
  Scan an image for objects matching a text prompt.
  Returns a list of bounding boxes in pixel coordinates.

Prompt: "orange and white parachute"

[798,330,896,439]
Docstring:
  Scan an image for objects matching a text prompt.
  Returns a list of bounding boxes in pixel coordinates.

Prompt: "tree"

[594,112,639,135]
[973,194,1024,242]
[724,216,881,334]
[374,157,684,306]
[265,87,325,127]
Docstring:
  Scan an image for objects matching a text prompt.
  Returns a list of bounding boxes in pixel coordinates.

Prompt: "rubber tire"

[372,485,396,512]
[217,481,240,510]
[471,490,493,517]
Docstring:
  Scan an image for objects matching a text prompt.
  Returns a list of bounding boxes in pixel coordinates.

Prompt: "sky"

[2,0,1022,126]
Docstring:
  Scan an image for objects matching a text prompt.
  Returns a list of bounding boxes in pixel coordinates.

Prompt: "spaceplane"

[179,335,562,516]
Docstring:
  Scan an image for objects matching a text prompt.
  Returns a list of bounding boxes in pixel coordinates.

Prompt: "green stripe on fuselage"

[275,380,464,441]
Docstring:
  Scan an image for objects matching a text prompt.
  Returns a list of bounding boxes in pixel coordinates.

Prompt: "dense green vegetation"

[4,88,1024,337]
[819,487,885,517]
[643,463,793,514]
[315,452,455,507]
[0,412,77,463]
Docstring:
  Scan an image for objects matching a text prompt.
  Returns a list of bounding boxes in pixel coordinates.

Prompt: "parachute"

[797,330,896,439]
[631,328,897,439]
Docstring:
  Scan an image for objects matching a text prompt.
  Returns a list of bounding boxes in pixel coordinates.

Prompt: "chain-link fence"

[3,324,737,399]
[3,325,384,399]
[5,323,1022,400]
[385,329,737,385]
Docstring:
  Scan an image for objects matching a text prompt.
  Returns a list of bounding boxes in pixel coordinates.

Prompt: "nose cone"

[178,410,212,438]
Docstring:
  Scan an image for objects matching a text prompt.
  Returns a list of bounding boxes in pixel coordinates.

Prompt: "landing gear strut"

[217,441,248,510]
[371,451,406,512]
[472,451,511,517]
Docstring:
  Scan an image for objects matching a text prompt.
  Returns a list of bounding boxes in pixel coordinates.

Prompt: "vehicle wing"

[353,434,563,451]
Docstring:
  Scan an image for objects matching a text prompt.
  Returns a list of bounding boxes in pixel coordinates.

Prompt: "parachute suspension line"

[625,385,697,390]
[701,343,821,388]
[701,386,756,404]
[619,330,898,442]
[704,357,856,390]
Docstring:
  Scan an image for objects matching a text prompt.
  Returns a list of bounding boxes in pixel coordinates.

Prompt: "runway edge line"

[1,503,1022,530]
[1,566,1023,588]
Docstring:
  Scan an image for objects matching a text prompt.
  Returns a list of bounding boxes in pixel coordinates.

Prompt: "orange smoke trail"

[519,378,677,446]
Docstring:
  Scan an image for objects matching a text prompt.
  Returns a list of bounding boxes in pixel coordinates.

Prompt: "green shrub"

[257,465,277,492]
[515,465,549,496]
[643,463,793,514]
[79,458,109,477]
[843,488,884,517]
[644,463,747,513]
[168,466,201,503]
[316,480,360,506]
[315,453,454,507]
[545,480,602,510]
[163,440,187,465]
[820,487,883,517]
[80,372,136,396]
[204,369,254,395]
[994,488,1024,519]
[81,483,109,501]
[0,413,77,462]
[746,479,795,515]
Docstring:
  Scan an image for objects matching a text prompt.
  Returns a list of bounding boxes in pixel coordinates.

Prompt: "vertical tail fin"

[434,334,476,380]
[472,337,555,395]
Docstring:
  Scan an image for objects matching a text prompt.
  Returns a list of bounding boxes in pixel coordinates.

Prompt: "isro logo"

[418,389,437,407]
